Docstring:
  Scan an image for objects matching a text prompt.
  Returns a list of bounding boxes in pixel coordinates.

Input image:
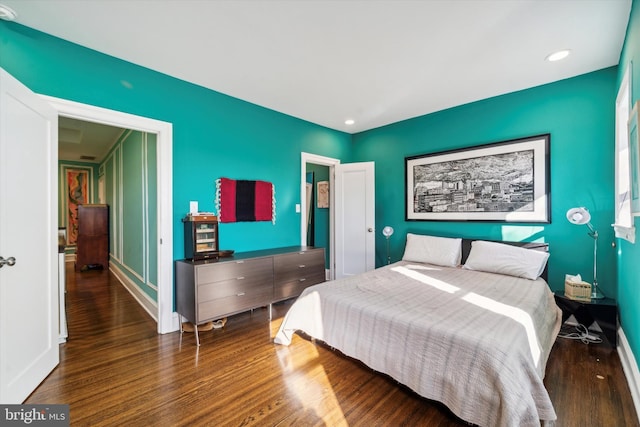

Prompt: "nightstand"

[553,291,618,347]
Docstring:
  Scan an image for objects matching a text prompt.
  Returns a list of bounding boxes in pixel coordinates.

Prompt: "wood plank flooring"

[26,264,638,426]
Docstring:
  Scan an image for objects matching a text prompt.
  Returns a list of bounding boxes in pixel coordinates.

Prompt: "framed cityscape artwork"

[405,134,550,222]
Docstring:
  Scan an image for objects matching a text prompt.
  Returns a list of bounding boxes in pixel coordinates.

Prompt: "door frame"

[42,95,177,334]
[301,152,339,280]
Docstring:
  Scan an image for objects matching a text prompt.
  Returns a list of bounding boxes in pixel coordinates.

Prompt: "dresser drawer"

[195,257,272,284]
[198,277,272,302]
[274,272,325,302]
[198,285,273,321]
[274,249,325,301]
[274,250,325,283]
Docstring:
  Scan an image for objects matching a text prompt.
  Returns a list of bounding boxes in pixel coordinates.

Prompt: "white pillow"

[402,233,462,267]
[463,240,549,280]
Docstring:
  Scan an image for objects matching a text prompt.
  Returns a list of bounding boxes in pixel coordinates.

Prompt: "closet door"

[334,162,375,278]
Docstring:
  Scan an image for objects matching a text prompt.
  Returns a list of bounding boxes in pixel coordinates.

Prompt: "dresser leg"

[269,304,272,320]
[194,324,200,346]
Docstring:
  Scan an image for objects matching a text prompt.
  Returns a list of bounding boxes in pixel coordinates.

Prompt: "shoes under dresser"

[175,246,325,345]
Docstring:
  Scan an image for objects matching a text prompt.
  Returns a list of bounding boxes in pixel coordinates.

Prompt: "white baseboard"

[109,263,158,323]
[618,327,640,424]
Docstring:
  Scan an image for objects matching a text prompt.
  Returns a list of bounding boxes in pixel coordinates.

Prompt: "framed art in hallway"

[64,167,91,244]
[406,134,550,222]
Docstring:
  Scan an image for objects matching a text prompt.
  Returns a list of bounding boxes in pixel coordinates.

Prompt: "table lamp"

[566,207,604,299]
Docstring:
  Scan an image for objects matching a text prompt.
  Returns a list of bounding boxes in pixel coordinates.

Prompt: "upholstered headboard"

[461,239,550,281]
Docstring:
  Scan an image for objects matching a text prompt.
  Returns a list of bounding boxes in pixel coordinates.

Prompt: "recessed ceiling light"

[345,119,355,126]
[546,49,571,62]
[0,4,17,21]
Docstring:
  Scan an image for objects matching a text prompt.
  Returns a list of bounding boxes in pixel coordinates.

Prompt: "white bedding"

[274,260,562,427]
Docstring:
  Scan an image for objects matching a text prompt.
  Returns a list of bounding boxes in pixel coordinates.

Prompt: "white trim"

[41,95,176,334]
[613,64,635,242]
[613,224,636,243]
[109,263,157,322]
[119,259,146,284]
[301,152,340,280]
[618,327,640,424]
[143,133,149,285]
[98,175,105,204]
[58,253,67,344]
[103,147,119,261]
[119,143,124,263]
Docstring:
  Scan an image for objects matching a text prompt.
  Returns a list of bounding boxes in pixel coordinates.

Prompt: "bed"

[274,234,562,427]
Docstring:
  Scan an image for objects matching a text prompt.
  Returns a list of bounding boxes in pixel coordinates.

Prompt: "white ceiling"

[58,116,124,162]
[2,0,632,156]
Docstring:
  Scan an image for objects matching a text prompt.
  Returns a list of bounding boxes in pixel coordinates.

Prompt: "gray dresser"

[175,246,325,345]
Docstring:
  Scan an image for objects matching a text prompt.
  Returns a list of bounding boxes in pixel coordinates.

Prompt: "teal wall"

[353,68,617,292]
[0,21,352,261]
[617,0,640,371]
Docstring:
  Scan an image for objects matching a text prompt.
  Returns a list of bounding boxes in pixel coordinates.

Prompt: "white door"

[335,162,375,278]
[0,68,59,403]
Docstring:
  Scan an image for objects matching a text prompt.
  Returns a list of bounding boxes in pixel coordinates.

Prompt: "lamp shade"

[566,207,591,225]
[382,226,394,237]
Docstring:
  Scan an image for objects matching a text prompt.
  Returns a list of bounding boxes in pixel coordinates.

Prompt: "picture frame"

[406,134,550,222]
[630,101,640,215]
[317,181,329,208]
[64,167,91,244]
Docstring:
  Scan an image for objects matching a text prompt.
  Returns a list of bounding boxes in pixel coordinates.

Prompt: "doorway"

[301,153,339,280]
[301,154,376,280]
[306,163,330,272]
[42,95,176,334]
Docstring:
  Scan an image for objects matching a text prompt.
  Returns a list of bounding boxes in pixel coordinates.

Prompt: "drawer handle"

[299,264,306,268]
[237,292,245,297]
[299,278,306,282]
[237,276,245,280]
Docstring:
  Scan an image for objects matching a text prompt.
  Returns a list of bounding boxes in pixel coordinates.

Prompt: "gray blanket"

[274,261,562,427]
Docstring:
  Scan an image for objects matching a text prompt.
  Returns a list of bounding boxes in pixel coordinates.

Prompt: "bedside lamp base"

[591,286,605,300]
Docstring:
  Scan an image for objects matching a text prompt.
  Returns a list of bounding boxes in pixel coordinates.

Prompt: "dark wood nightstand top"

[553,291,617,306]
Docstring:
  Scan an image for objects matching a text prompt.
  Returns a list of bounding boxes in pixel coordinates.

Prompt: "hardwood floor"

[26,263,638,426]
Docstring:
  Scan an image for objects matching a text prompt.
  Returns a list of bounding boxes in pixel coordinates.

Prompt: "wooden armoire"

[76,204,109,271]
